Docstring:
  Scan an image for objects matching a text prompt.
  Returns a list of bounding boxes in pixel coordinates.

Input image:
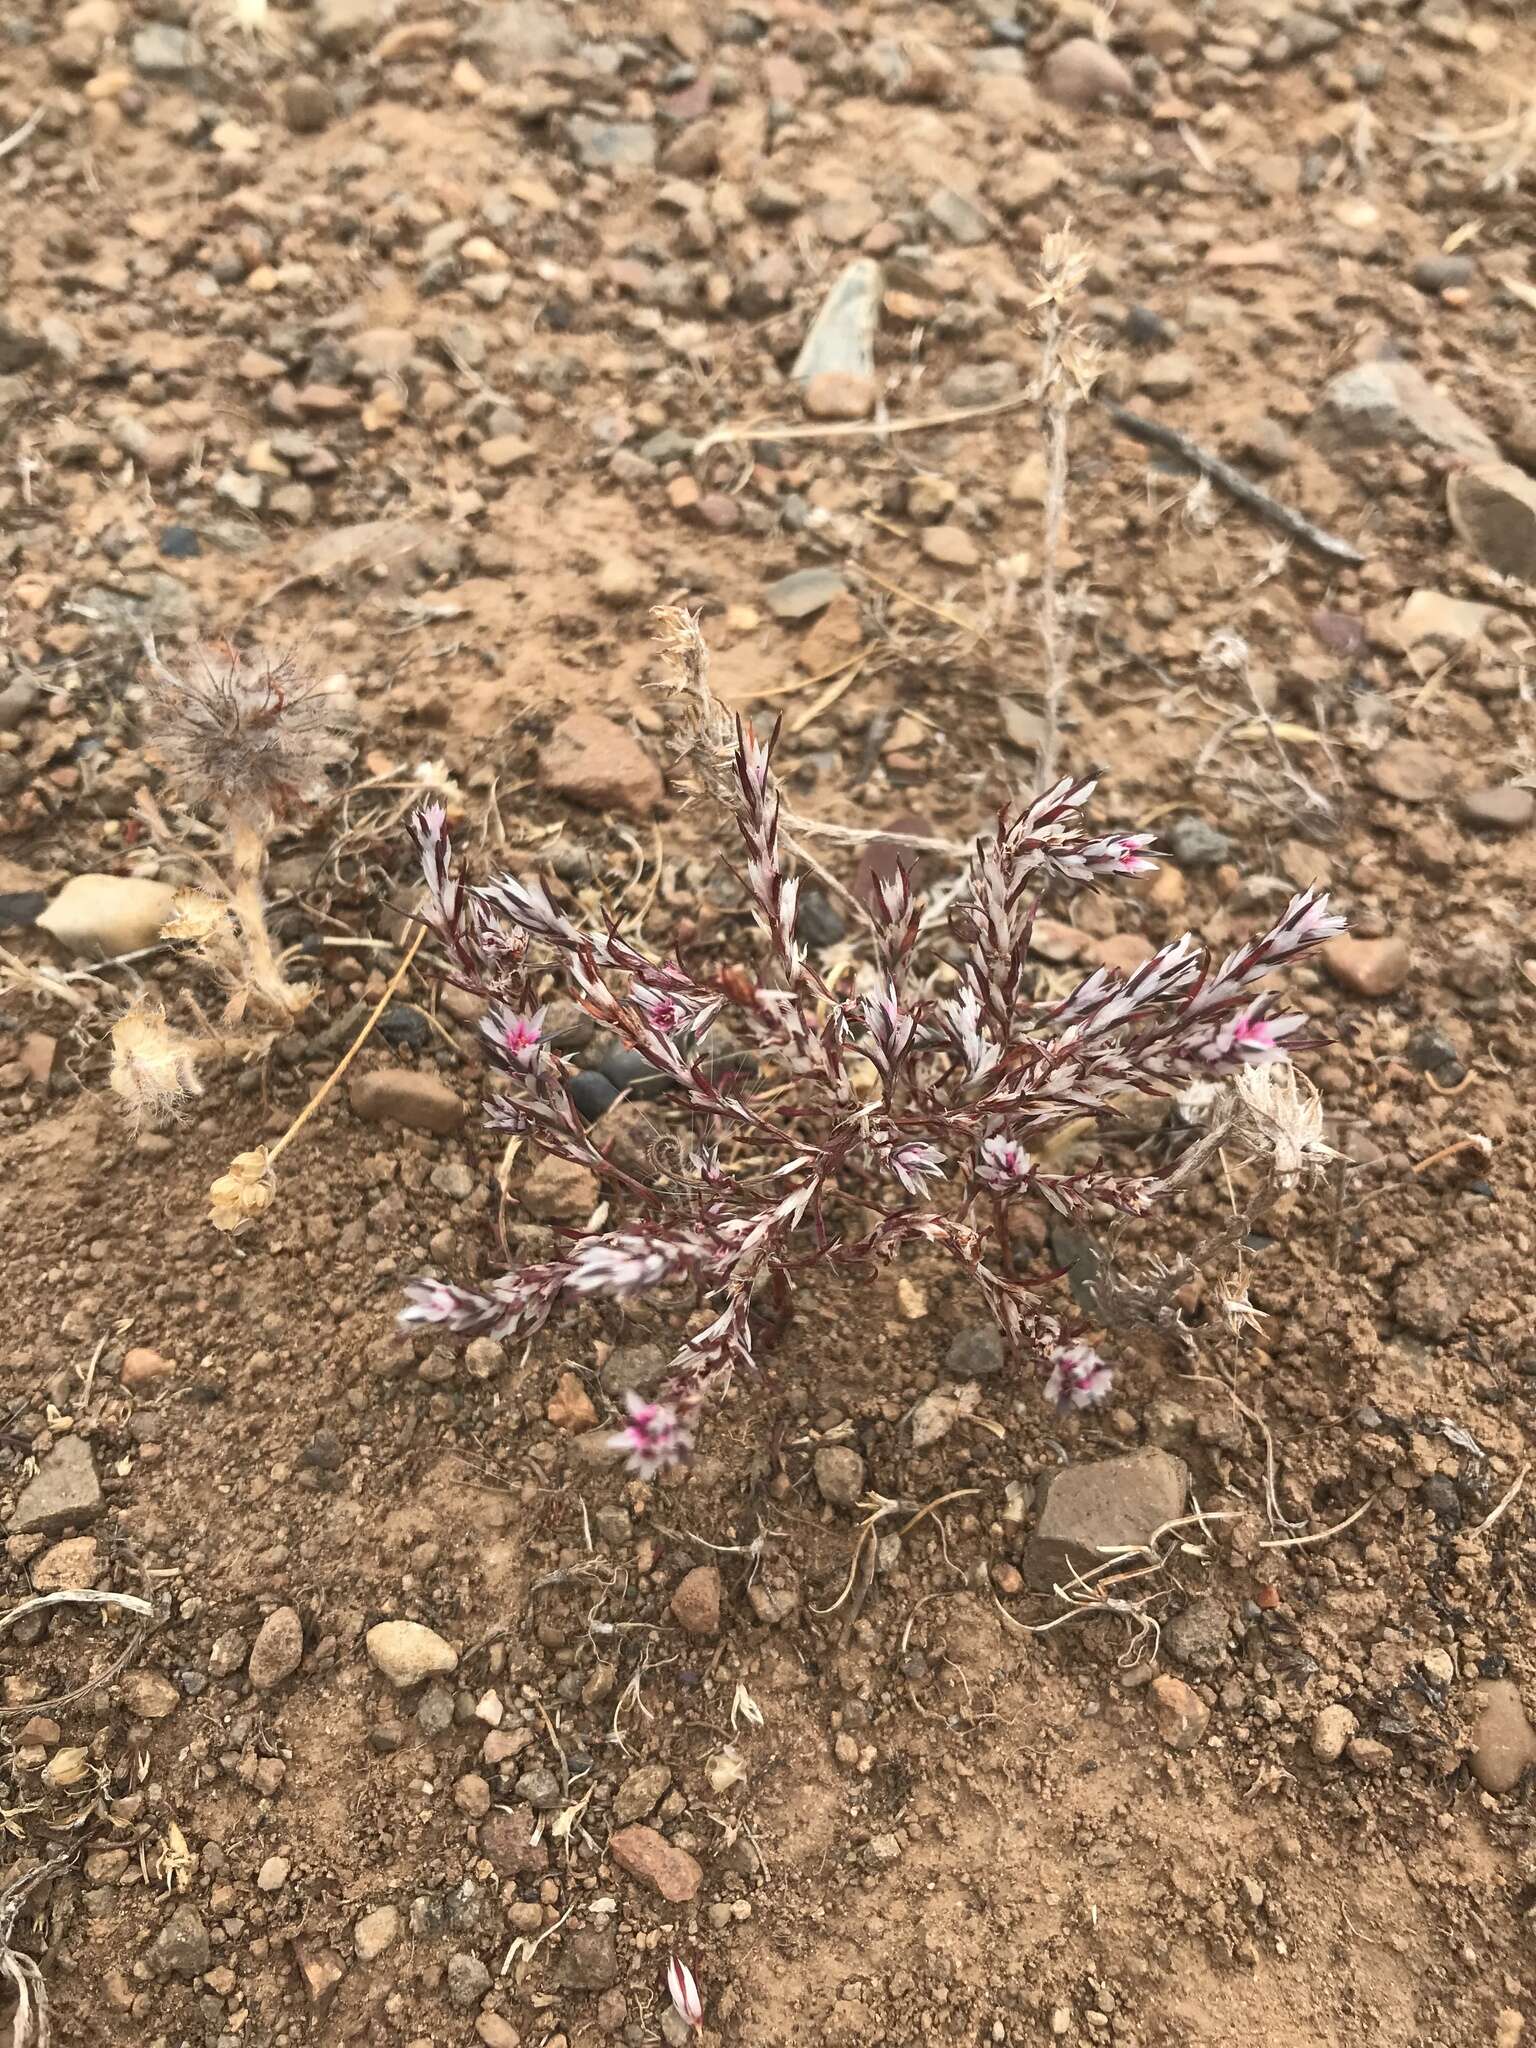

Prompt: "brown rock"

[481,1803,548,1876]
[1089,932,1154,976]
[1447,462,1536,582]
[1042,36,1136,108]
[247,1606,304,1691]
[349,1068,465,1134]
[1314,361,1496,464]
[539,712,663,820]
[1149,1674,1209,1751]
[122,1346,174,1391]
[1469,1679,1536,1794]
[480,433,534,473]
[1323,934,1410,998]
[1026,1448,1187,1593]
[293,1939,346,2009]
[283,78,335,132]
[121,1669,180,1719]
[546,1370,598,1432]
[454,1771,492,1818]
[1346,1736,1392,1773]
[609,1824,703,1902]
[522,1154,598,1224]
[31,1536,101,1593]
[920,524,981,568]
[669,1564,721,1636]
[1458,784,1533,832]
[9,1434,102,1536]
[1367,740,1451,804]
[803,370,876,421]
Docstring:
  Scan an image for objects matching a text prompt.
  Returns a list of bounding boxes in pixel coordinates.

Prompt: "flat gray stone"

[1313,361,1496,464]
[1025,1447,1187,1594]
[10,1434,103,1536]
[569,117,656,172]
[791,259,883,385]
[763,567,847,620]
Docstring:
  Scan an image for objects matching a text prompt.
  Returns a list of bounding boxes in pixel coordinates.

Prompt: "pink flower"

[482,1004,545,1068]
[1045,1341,1113,1411]
[608,1392,694,1479]
[976,1131,1033,1192]
[667,1956,703,2032]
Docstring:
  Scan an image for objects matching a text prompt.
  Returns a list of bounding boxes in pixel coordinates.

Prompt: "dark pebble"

[1418,1475,1461,1529]
[1123,304,1178,349]
[601,1048,677,1098]
[0,890,47,931]
[1405,1025,1459,1077]
[1168,815,1232,867]
[158,524,201,559]
[375,1002,432,1050]
[1410,256,1474,295]
[797,887,847,948]
[568,1070,620,1123]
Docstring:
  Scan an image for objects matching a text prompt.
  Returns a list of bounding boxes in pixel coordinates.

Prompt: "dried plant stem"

[1035,298,1073,789]
[265,922,426,1172]
[227,819,306,1020]
[0,942,93,1014]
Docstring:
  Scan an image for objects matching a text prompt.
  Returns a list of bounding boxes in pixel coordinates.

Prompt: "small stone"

[1163,1595,1233,1673]
[480,434,534,474]
[1313,361,1495,464]
[1458,785,1533,831]
[926,186,991,246]
[597,555,647,605]
[9,1435,102,1536]
[447,1950,492,2010]
[615,1761,673,1825]
[764,568,847,620]
[669,1565,721,1636]
[1447,462,1536,582]
[314,0,399,53]
[31,1536,100,1593]
[1167,816,1231,867]
[557,1918,619,1990]
[122,1346,174,1391]
[1346,1736,1392,1774]
[1139,350,1197,400]
[121,1670,180,1719]
[1310,1704,1357,1763]
[152,1904,210,1977]
[813,1445,866,1509]
[477,2016,522,2048]
[1026,1449,1187,1594]
[481,1804,547,1877]
[1149,1674,1209,1751]
[1411,255,1475,295]
[1469,1679,1536,1794]
[945,1326,1005,1378]
[131,23,194,75]
[36,875,177,958]
[803,371,876,421]
[609,1824,703,1902]
[515,1765,562,1811]
[366,1619,459,1688]
[248,1606,304,1691]
[1368,740,1450,803]
[546,1371,598,1432]
[522,1157,598,1225]
[569,117,656,172]
[453,1772,492,1819]
[920,525,980,568]
[1042,35,1136,108]
[1323,934,1410,998]
[349,1067,464,1133]
[792,259,882,386]
[354,1905,399,1962]
[284,78,334,132]
[540,713,663,820]
[746,1570,801,1626]
[257,1855,290,1892]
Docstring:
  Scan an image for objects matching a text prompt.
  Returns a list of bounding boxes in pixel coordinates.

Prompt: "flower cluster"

[401,702,1343,1473]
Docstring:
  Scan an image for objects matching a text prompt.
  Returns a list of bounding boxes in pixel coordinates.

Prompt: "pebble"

[1346,1736,1392,1773]
[1149,1674,1209,1751]
[1314,360,1496,464]
[764,567,847,620]
[1139,350,1198,401]
[669,1564,722,1636]
[521,1155,599,1223]
[1042,36,1136,108]
[481,1803,547,1876]
[1309,1703,1358,1762]
[539,712,664,819]
[365,1619,459,1688]
[314,0,399,53]
[1167,816,1231,867]
[792,263,882,388]
[927,186,991,247]
[1469,1679,1536,1794]
[803,370,876,421]
[609,1824,704,1902]
[813,1445,867,1509]
[1322,934,1410,998]
[35,875,178,958]
[569,117,657,172]
[283,78,334,132]
[1026,1449,1188,1593]
[354,1904,400,1962]
[1458,785,1533,831]
[447,1952,493,2009]
[247,1606,304,1691]
[477,2017,522,2048]
[454,1772,492,1818]
[122,1345,174,1392]
[121,1669,180,1719]
[30,1536,100,1594]
[615,1761,673,1826]
[151,1904,210,1978]
[1447,461,1536,583]
[557,1919,619,1990]
[256,1855,290,1892]
[920,525,981,568]
[1367,740,1450,803]
[596,554,647,605]
[349,1068,465,1134]
[131,23,194,75]
[1411,255,1475,295]
[945,1326,1005,1378]
[546,1371,598,1432]
[9,1435,102,1536]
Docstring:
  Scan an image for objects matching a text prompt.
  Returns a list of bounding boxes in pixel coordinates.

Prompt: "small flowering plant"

[401,651,1343,1477]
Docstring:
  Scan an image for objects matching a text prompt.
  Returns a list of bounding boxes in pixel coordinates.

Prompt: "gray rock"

[446,1952,492,2009]
[152,1904,210,1978]
[939,361,1021,410]
[463,0,573,78]
[600,1343,668,1399]
[0,317,46,374]
[569,118,656,172]
[1168,815,1231,867]
[514,1765,562,1811]
[763,568,847,620]
[557,1918,619,1990]
[1164,1594,1234,1672]
[945,1325,1005,1378]
[1411,255,1475,295]
[1281,11,1342,54]
[813,1445,867,1509]
[9,1435,103,1536]
[1446,462,1536,583]
[247,1606,304,1691]
[313,0,399,53]
[77,573,196,639]
[1313,361,1496,464]
[131,24,195,75]
[615,1761,672,1825]
[791,259,883,386]
[927,187,991,247]
[1025,1448,1188,1594]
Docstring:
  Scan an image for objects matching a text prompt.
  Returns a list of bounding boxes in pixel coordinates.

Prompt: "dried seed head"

[1233,1062,1337,1188]
[42,1745,92,1789]
[667,1956,704,2032]
[139,641,353,830]
[110,1001,205,1128]
[209,1147,275,1233]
